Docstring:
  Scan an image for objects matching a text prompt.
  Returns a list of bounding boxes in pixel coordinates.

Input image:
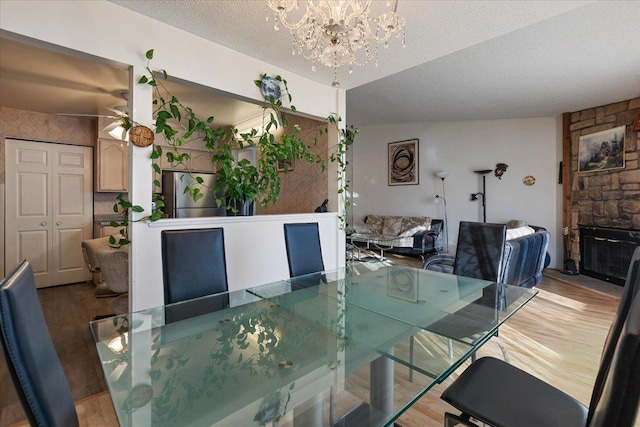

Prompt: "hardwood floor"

[1,270,636,426]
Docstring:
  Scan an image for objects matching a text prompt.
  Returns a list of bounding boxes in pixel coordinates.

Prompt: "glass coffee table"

[349,233,398,261]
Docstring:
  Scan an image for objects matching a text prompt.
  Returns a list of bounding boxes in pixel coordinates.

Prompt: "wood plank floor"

[1,270,637,426]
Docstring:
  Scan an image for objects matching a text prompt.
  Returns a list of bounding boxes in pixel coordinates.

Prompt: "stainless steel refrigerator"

[162,171,226,218]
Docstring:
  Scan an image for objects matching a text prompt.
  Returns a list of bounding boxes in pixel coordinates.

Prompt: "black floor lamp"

[435,171,449,253]
[470,169,492,223]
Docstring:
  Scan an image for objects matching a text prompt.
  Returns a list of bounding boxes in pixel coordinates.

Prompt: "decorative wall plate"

[129,125,154,147]
[523,175,536,186]
[260,76,281,101]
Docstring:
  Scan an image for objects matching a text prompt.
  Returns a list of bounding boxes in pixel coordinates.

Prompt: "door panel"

[18,172,49,216]
[17,230,49,280]
[6,139,93,288]
[58,174,85,215]
[55,228,86,270]
[52,144,93,285]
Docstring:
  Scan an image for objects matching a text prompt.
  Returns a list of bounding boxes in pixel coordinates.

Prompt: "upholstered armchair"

[94,246,129,314]
[81,236,121,297]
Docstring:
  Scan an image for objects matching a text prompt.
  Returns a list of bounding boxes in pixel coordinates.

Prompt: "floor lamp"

[435,171,449,253]
[470,169,492,223]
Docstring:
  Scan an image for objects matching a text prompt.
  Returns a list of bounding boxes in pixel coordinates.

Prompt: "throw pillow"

[382,217,403,236]
[399,225,427,238]
[365,215,385,234]
[400,216,431,234]
[506,226,536,240]
[507,219,528,229]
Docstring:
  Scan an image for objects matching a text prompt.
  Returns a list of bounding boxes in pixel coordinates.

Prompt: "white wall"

[1,1,345,310]
[352,118,562,268]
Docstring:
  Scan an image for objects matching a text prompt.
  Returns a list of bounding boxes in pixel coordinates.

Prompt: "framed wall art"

[388,139,419,185]
[578,125,625,172]
[633,111,640,132]
[276,156,294,172]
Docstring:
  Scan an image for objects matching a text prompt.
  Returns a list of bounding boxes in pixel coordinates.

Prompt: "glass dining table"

[89,263,537,427]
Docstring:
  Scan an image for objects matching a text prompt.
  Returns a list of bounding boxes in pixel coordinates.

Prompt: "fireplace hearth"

[579,225,640,286]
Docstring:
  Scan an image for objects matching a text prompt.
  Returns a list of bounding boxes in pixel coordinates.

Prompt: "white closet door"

[5,139,93,288]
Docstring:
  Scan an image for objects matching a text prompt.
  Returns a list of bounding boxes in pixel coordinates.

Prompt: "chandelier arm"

[342,0,371,24]
[268,0,405,75]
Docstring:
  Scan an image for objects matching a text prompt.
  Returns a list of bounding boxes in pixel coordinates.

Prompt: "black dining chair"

[439,246,640,427]
[161,228,229,322]
[284,222,325,278]
[423,221,508,283]
[411,222,509,379]
[0,260,79,427]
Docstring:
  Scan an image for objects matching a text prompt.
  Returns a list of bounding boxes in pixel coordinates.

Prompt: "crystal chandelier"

[266,0,406,84]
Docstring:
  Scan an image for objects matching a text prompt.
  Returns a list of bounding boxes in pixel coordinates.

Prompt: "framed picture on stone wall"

[633,111,640,132]
[388,139,419,185]
[578,125,625,172]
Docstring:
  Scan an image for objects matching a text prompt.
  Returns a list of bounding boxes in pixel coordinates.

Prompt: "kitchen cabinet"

[96,138,128,192]
[190,150,215,173]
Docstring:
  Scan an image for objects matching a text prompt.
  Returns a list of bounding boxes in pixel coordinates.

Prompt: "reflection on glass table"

[349,233,399,261]
[90,264,536,427]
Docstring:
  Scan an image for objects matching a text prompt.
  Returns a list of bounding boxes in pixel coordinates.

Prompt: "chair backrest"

[453,221,507,282]
[587,246,640,426]
[0,260,79,427]
[81,236,112,273]
[95,246,129,294]
[588,290,640,427]
[284,223,325,277]
[161,228,229,305]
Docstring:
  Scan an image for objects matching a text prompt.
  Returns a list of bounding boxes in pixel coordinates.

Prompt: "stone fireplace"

[565,97,640,277]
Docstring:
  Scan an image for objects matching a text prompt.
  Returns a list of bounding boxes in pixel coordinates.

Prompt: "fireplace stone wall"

[568,97,640,263]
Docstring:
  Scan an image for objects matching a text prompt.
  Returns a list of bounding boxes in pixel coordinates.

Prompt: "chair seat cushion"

[441,357,587,427]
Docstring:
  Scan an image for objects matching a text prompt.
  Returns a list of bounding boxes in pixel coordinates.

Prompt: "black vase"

[226,199,254,216]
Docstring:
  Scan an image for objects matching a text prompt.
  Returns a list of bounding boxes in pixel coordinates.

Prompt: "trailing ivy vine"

[109,49,356,246]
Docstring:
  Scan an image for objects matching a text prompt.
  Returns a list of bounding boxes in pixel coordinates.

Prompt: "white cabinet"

[96,138,128,192]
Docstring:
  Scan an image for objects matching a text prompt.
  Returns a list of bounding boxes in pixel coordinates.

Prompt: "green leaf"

[145,49,154,60]
[170,104,180,120]
[131,205,145,213]
[138,75,148,84]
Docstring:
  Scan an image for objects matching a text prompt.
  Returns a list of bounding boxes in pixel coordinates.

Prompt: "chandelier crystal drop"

[266,0,406,77]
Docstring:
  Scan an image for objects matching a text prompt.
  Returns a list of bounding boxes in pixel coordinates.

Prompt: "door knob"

[41,222,47,226]
[56,222,62,226]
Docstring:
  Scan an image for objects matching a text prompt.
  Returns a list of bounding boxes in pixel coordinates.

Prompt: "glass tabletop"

[90,264,537,427]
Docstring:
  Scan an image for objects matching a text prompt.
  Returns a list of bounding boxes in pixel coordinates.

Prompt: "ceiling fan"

[55,92,131,140]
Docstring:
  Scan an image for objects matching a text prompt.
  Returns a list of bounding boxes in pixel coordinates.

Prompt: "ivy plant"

[110,49,356,246]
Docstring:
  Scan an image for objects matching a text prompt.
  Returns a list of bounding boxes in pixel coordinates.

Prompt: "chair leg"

[409,335,414,382]
[491,336,510,363]
[444,412,479,427]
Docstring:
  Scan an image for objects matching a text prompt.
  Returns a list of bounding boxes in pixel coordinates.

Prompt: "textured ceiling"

[2,1,639,127]
[102,0,640,125]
